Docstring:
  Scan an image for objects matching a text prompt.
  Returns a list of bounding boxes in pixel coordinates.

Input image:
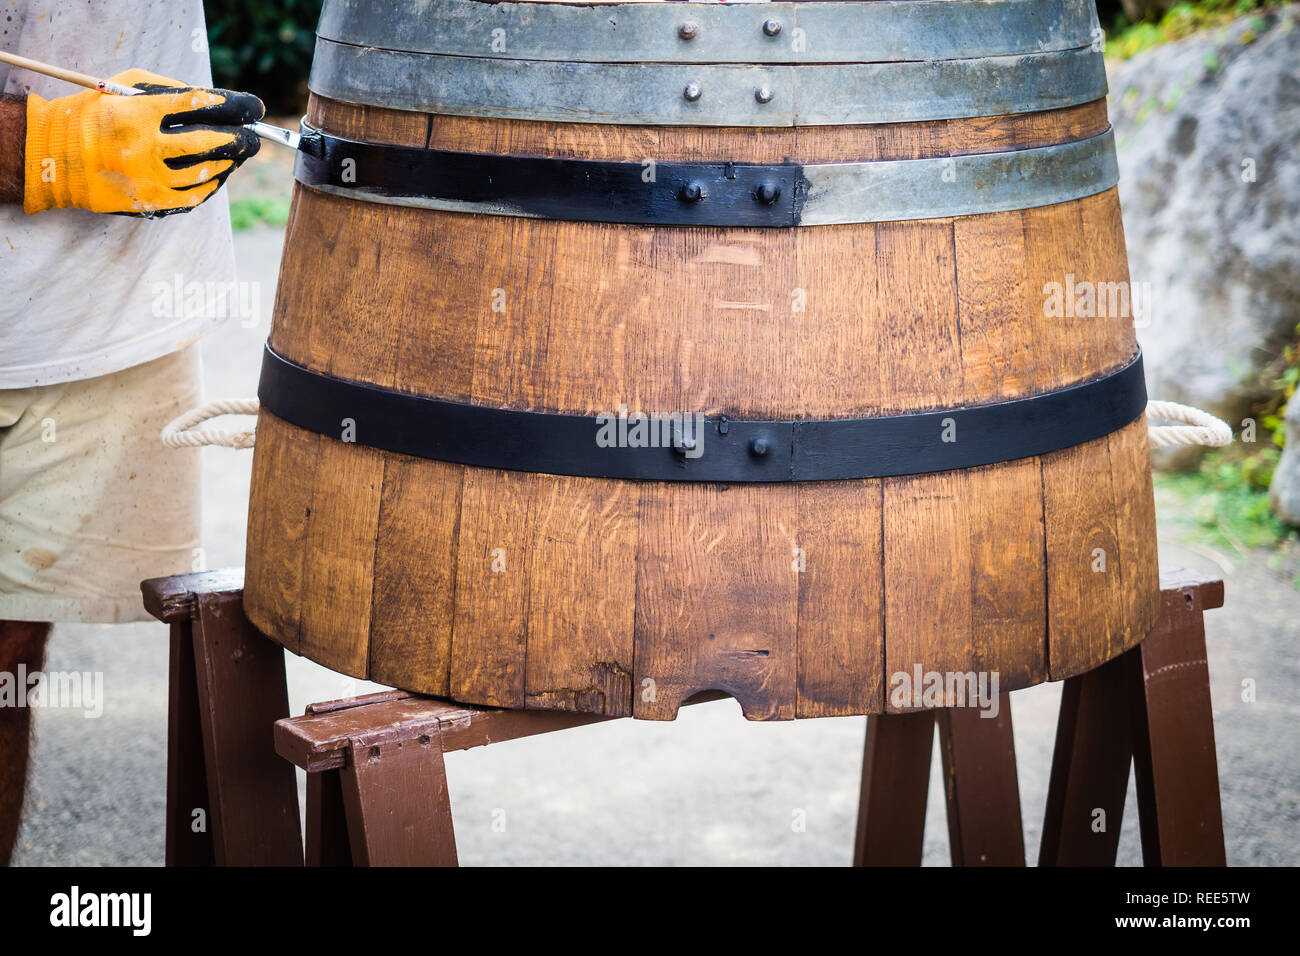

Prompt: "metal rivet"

[680,181,708,203]
[679,21,699,40]
[763,18,782,37]
[673,438,698,456]
[683,82,702,103]
[750,437,770,457]
[755,86,774,105]
[754,183,781,205]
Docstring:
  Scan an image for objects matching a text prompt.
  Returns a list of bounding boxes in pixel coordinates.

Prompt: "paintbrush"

[0,49,301,149]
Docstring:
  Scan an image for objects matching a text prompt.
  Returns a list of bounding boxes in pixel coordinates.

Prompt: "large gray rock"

[1270,395,1300,525]
[1110,11,1300,423]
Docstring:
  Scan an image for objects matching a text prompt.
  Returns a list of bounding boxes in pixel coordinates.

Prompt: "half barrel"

[245,0,1160,719]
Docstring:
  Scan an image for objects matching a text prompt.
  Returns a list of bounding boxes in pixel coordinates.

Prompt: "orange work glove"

[23,69,264,217]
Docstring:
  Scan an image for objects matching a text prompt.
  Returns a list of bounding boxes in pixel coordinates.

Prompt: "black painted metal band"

[258,346,1148,483]
[295,127,807,227]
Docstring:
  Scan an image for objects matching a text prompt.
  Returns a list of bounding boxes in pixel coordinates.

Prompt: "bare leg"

[0,621,50,866]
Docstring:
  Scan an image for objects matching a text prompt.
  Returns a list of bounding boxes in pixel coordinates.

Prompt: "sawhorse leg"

[146,570,303,866]
[1040,570,1226,866]
[336,732,458,867]
[855,692,1023,866]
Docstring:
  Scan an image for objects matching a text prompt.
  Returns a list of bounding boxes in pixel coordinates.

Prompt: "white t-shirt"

[0,0,238,388]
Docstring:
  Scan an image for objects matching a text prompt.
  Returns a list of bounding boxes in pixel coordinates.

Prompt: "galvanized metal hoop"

[316,0,1102,65]
[309,41,1109,127]
[293,124,1118,227]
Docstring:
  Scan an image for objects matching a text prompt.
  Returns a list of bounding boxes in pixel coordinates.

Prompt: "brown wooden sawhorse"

[142,569,301,866]
[142,567,1225,866]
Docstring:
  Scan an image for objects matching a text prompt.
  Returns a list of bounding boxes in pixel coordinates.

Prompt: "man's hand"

[22,69,264,217]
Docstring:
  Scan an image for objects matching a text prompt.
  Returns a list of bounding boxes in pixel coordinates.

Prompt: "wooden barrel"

[245,0,1160,720]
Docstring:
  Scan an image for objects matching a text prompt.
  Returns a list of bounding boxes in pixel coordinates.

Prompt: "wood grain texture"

[876,219,963,415]
[788,222,886,717]
[633,482,799,720]
[1042,429,1127,680]
[524,475,639,715]
[297,436,384,678]
[954,213,1048,690]
[1079,187,1141,372]
[792,223,882,415]
[954,213,1036,401]
[520,218,650,715]
[448,467,533,708]
[368,455,464,695]
[253,99,433,676]
[1109,416,1162,654]
[795,480,884,718]
[884,470,974,712]
[878,218,976,709]
[420,100,1109,164]
[1021,199,1094,385]
[244,94,1157,718]
[966,459,1048,690]
[244,411,313,653]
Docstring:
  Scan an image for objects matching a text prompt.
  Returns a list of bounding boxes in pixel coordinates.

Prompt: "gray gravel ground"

[11,222,1299,867]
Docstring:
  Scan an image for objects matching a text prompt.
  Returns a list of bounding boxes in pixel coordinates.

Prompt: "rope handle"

[1145,400,1233,450]
[160,398,1234,451]
[160,398,259,450]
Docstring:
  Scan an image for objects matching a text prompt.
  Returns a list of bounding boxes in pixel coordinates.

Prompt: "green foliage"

[1155,323,1299,554]
[1258,322,1300,443]
[1156,450,1295,552]
[1105,0,1291,60]
[229,196,292,231]
[205,0,322,113]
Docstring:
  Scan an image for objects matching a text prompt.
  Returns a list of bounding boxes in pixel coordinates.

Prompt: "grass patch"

[229,196,291,232]
[1155,449,1295,552]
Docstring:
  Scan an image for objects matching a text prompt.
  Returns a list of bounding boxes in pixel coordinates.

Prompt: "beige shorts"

[0,347,201,623]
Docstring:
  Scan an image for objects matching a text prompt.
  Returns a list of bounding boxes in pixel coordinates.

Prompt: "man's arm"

[0,94,24,204]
